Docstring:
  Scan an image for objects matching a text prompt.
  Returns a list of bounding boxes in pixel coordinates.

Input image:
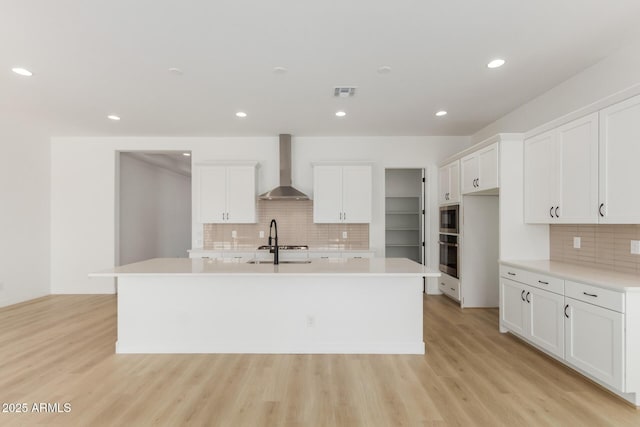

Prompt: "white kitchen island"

[90,257,440,355]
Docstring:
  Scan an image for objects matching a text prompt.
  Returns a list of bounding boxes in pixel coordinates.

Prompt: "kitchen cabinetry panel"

[527,286,565,358]
[565,297,624,390]
[500,278,526,335]
[599,94,640,223]
[461,143,498,194]
[226,166,257,223]
[524,131,556,223]
[313,164,371,223]
[197,166,227,223]
[342,165,372,223]
[524,113,598,224]
[438,160,459,205]
[195,164,257,224]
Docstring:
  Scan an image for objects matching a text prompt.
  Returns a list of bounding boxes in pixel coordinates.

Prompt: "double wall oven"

[439,205,459,278]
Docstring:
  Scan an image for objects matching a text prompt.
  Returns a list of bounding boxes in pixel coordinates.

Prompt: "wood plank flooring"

[0,294,638,426]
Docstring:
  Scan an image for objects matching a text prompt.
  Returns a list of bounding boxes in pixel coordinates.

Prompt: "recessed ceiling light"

[377,65,392,74]
[273,66,287,74]
[182,152,191,157]
[236,111,247,118]
[487,59,506,69]
[107,115,121,121]
[168,67,183,76]
[336,111,346,117]
[435,110,447,117]
[12,67,33,77]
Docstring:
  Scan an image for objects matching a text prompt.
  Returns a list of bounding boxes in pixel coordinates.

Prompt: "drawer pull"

[507,272,516,276]
[440,282,445,287]
[583,292,598,298]
[538,280,549,285]
[564,304,569,318]
[526,292,531,303]
[450,288,455,291]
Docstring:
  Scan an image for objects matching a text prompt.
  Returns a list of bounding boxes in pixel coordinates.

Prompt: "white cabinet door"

[438,165,449,204]
[226,166,256,223]
[565,297,624,390]
[556,113,599,223]
[599,94,640,223]
[197,166,227,223]
[461,154,479,194]
[526,286,565,359]
[448,161,460,203]
[342,165,372,223]
[500,278,526,336]
[313,165,343,223]
[477,143,499,191]
[524,131,557,223]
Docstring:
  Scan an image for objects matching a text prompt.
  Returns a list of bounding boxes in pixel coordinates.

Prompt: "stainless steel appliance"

[439,204,459,234]
[258,134,310,200]
[439,233,459,278]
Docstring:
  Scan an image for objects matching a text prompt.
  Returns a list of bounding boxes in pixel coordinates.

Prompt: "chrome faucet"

[268,219,279,265]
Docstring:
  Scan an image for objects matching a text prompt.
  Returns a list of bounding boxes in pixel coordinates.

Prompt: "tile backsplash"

[203,200,369,250]
[550,224,640,274]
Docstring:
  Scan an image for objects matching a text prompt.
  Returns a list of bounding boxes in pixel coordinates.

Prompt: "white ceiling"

[2,0,640,137]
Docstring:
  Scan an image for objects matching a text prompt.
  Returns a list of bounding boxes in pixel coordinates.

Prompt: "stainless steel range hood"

[258,134,310,200]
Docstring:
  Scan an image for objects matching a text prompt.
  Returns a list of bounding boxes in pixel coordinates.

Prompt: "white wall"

[118,154,191,265]
[51,136,469,294]
[0,117,50,307]
[473,36,640,142]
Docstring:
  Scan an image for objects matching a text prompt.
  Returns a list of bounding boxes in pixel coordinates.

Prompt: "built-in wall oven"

[439,205,459,234]
[439,204,459,278]
[439,233,459,278]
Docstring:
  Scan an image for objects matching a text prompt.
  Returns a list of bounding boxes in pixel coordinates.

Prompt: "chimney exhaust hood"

[258,134,310,200]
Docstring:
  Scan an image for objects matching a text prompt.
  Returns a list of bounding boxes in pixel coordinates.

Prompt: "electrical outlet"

[631,240,640,255]
[306,315,315,327]
[573,237,581,249]
[342,231,348,239]
[231,230,237,238]
[259,231,265,238]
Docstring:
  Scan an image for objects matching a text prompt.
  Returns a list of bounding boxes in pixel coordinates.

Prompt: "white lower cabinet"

[500,278,564,358]
[565,297,624,390]
[499,263,638,406]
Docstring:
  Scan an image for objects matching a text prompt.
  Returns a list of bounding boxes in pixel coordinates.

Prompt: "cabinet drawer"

[439,275,460,301]
[500,266,563,295]
[565,281,625,313]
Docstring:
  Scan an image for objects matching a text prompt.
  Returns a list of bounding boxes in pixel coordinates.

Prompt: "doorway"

[116,151,192,265]
[384,168,425,264]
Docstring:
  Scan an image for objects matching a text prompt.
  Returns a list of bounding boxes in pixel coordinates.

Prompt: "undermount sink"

[246,259,312,264]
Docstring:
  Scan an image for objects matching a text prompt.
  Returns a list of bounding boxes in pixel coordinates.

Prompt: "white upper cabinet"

[313,164,372,223]
[461,143,499,194]
[195,164,257,224]
[524,113,598,223]
[599,94,640,223]
[438,160,460,205]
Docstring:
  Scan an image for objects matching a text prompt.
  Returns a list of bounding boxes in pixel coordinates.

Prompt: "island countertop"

[90,257,441,278]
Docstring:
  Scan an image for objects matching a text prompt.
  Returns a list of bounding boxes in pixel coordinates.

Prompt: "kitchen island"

[90,257,440,355]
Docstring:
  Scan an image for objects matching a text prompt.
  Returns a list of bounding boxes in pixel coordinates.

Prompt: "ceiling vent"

[334,87,357,97]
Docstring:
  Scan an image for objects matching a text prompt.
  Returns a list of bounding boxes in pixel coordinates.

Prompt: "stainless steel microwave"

[439,204,459,234]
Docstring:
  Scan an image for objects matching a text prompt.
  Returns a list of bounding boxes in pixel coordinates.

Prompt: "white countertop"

[91,257,441,278]
[188,248,374,254]
[500,259,640,292]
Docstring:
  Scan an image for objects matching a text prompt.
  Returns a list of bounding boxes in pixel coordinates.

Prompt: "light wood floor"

[0,295,638,426]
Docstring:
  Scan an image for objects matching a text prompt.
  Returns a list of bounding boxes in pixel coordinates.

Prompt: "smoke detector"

[334,87,357,97]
